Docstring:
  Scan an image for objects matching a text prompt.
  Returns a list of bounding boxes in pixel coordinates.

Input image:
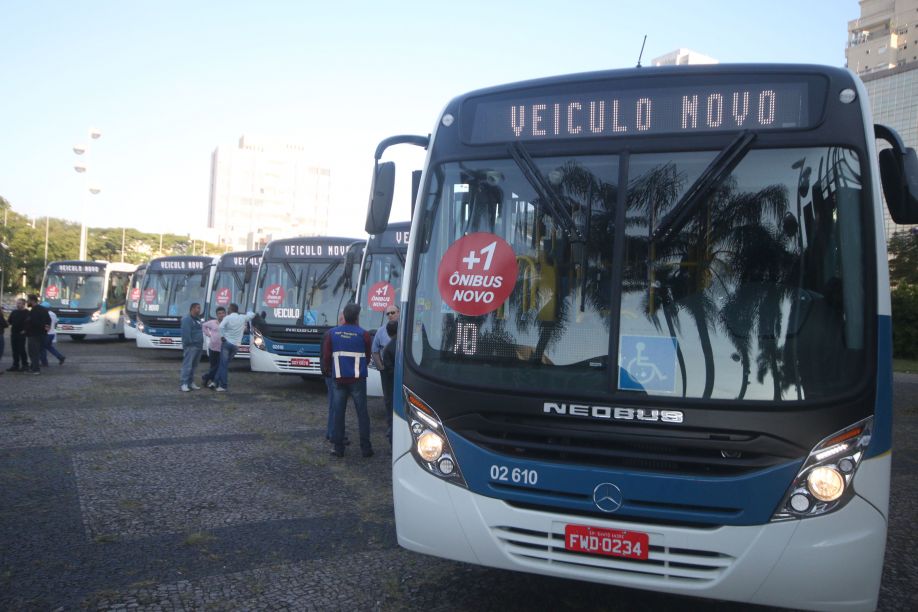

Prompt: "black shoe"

[59,357,65,365]
[361,449,374,458]
[7,366,19,372]
[329,449,344,458]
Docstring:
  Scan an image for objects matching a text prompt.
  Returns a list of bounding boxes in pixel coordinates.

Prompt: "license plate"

[238,346,249,353]
[289,358,311,367]
[564,525,649,560]
[60,325,75,330]
[159,337,174,345]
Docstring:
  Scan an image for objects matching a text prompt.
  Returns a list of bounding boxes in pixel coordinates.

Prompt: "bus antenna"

[636,35,647,68]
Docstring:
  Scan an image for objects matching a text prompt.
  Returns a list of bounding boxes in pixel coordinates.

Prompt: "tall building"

[208,135,331,251]
[847,0,918,239]
[651,49,718,66]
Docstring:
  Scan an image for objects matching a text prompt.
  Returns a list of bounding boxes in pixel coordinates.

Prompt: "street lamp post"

[73,128,102,260]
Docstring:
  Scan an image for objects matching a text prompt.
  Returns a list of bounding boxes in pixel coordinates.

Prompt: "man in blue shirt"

[179,302,204,392]
[321,303,373,458]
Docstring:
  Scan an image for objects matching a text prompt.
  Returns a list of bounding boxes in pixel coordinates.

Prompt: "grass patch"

[893,358,918,373]
[93,533,119,544]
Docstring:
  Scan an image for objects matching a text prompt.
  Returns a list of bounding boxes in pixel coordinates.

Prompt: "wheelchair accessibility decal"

[618,335,678,393]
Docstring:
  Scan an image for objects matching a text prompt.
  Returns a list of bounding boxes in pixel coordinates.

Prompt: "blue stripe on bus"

[145,328,181,337]
[261,339,321,357]
[58,316,91,324]
[447,428,801,526]
[868,314,893,457]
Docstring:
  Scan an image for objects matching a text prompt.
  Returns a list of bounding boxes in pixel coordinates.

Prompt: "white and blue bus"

[207,249,263,359]
[122,262,147,341]
[40,260,136,340]
[249,236,361,377]
[356,221,410,396]
[135,255,216,350]
[365,64,918,610]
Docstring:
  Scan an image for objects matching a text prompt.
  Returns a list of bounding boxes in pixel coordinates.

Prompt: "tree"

[888,230,918,286]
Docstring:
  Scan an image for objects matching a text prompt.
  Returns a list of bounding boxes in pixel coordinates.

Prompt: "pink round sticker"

[367,281,395,312]
[143,288,157,304]
[437,232,517,316]
[263,284,285,307]
[45,285,59,300]
[215,287,231,306]
[130,287,141,302]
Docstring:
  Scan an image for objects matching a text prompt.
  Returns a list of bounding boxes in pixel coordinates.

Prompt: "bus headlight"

[252,328,264,349]
[403,387,466,488]
[772,417,872,521]
[136,321,145,333]
[417,431,444,462]
[91,310,101,322]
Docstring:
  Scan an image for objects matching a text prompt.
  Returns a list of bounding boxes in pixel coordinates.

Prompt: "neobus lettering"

[543,402,683,423]
[511,89,779,137]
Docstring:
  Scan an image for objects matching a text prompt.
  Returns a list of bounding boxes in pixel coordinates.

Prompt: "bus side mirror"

[876,123,918,223]
[366,161,395,235]
[879,147,918,224]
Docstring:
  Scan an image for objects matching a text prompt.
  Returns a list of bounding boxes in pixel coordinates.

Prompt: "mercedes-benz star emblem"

[593,482,623,513]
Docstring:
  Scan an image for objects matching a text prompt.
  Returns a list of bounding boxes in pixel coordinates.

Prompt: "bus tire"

[70,334,86,342]
[118,333,125,341]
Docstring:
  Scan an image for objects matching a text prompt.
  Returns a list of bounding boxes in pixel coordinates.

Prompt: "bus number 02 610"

[490,465,539,485]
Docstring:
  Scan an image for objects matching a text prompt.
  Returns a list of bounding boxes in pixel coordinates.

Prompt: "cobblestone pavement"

[0,339,915,611]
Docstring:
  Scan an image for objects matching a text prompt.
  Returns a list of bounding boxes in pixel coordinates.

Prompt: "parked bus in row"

[365,64,918,610]
[208,249,263,359]
[249,236,361,377]
[355,221,410,396]
[135,255,216,350]
[122,263,148,341]
[40,260,136,340]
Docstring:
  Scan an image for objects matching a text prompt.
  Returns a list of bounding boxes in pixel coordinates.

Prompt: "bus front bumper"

[249,345,320,375]
[393,443,887,612]
[135,332,183,350]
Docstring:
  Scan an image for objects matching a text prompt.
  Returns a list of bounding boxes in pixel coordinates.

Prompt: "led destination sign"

[267,240,354,259]
[49,263,104,274]
[148,258,209,272]
[465,80,813,143]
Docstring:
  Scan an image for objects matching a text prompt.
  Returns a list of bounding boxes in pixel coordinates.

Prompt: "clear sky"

[0,0,859,238]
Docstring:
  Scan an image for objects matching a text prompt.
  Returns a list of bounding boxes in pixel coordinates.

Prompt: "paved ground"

[0,338,915,611]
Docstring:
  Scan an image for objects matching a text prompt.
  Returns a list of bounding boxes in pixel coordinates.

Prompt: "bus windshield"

[126,270,145,315]
[410,146,867,402]
[209,270,245,318]
[139,271,208,317]
[256,260,351,327]
[42,272,104,310]
[358,251,404,330]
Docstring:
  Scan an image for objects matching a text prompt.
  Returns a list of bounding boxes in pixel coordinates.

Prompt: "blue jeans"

[331,378,370,453]
[41,334,65,365]
[215,341,238,388]
[202,349,221,385]
[325,375,335,439]
[180,346,203,386]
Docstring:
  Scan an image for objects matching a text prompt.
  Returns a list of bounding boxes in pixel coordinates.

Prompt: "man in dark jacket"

[7,298,29,371]
[321,303,373,458]
[25,294,51,374]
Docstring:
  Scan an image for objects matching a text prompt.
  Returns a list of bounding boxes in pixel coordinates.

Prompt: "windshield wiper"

[305,262,339,311]
[651,130,756,244]
[509,141,584,242]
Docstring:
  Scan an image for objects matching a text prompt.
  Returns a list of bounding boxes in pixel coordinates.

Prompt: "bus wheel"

[70,334,86,342]
[118,333,125,341]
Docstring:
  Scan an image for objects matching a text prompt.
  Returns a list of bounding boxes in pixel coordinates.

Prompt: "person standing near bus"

[179,302,204,392]
[380,319,398,444]
[371,305,399,370]
[322,303,373,458]
[214,303,255,392]
[201,306,226,389]
[25,294,51,374]
[7,298,29,372]
[323,311,347,444]
[0,305,7,371]
[39,302,65,366]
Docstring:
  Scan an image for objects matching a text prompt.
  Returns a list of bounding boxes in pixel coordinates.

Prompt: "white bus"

[122,262,147,341]
[366,64,918,610]
[40,260,136,340]
[135,255,216,350]
[207,250,262,359]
